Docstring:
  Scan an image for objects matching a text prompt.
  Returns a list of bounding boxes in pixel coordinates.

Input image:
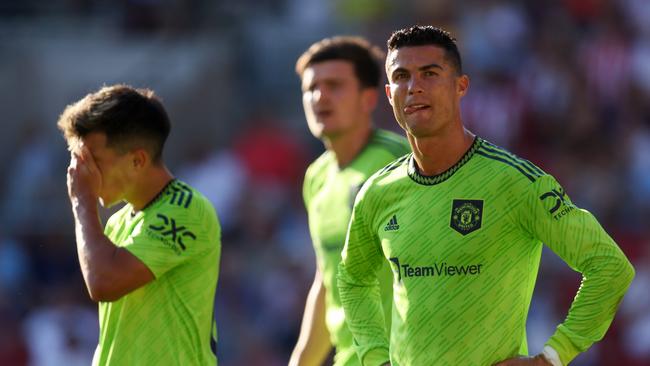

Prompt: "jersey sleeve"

[337,184,390,366]
[124,200,220,279]
[519,174,634,365]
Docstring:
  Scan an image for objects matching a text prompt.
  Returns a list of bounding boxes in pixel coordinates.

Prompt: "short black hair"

[387,25,463,74]
[296,36,385,88]
[57,84,170,163]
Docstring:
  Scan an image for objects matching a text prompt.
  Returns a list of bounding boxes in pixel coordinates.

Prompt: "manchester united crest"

[450,199,483,235]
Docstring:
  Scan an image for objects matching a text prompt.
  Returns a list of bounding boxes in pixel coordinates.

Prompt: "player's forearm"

[72,198,120,301]
[547,248,634,365]
[337,270,389,366]
[290,276,332,366]
[339,205,390,365]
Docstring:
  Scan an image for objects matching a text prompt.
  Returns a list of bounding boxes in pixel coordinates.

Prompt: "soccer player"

[337,26,635,366]
[289,37,410,366]
[58,85,221,365]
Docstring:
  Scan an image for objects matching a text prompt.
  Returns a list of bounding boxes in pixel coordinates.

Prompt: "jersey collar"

[407,137,482,186]
[130,178,177,217]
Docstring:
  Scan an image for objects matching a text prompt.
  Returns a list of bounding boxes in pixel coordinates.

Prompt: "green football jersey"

[338,137,634,366]
[94,180,221,366]
[304,129,409,365]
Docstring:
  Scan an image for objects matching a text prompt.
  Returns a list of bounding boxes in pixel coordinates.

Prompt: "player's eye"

[393,73,408,81]
[327,80,342,90]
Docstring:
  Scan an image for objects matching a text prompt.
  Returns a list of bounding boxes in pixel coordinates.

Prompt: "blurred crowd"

[0,0,649,365]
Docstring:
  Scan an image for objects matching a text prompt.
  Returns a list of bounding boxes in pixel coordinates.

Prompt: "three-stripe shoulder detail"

[476,142,544,182]
[166,181,194,208]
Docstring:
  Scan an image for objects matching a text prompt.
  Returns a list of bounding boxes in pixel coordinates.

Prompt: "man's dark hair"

[58,84,171,163]
[296,36,385,88]
[387,25,463,75]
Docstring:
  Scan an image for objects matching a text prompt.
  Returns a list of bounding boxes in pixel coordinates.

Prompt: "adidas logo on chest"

[384,214,399,231]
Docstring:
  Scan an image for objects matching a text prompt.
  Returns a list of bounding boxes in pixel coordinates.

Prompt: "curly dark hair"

[387,25,463,75]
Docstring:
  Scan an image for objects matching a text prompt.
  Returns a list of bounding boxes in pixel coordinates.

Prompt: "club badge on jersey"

[450,199,483,235]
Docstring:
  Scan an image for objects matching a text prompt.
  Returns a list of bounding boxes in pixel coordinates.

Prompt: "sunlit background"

[0,0,649,365]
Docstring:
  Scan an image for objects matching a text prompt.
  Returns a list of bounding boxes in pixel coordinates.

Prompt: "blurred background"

[0,0,649,365]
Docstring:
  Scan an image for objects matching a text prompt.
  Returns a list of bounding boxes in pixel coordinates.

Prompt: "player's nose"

[408,77,425,95]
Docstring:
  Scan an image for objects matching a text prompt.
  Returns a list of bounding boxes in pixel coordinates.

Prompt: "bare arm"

[289,269,332,366]
[68,146,154,302]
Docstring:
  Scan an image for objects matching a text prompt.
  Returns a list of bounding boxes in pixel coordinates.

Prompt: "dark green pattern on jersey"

[304,129,409,366]
[95,180,221,366]
[338,137,634,366]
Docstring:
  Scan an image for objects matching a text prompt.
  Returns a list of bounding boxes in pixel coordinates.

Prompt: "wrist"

[71,195,98,215]
[541,346,562,366]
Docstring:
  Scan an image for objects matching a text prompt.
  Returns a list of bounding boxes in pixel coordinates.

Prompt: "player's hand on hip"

[493,354,552,366]
[67,145,102,203]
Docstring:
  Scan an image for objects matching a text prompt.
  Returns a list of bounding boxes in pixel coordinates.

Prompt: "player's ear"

[361,88,378,114]
[457,74,469,98]
[131,148,149,170]
[385,84,394,106]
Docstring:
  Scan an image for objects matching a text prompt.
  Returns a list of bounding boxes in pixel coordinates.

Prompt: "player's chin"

[321,125,346,139]
[405,119,437,137]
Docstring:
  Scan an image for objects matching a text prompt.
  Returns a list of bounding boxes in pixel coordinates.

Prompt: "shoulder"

[137,181,221,253]
[305,151,332,182]
[374,153,411,180]
[367,129,410,158]
[156,180,220,229]
[474,138,548,189]
[472,139,574,215]
[163,180,207,209]
[303,151,333,199]
[356,153,411,203]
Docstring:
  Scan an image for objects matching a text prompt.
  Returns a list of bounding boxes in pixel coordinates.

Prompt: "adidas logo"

[384,214,400,231]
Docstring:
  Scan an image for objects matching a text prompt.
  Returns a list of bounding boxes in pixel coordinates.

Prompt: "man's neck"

[323,124,373,168]
[409,125,475,176]
[128,166,174,212]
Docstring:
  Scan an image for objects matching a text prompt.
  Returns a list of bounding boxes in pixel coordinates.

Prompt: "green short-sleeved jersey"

[338,137,634,366]
[94,180,221,366]
[303,129,409,365]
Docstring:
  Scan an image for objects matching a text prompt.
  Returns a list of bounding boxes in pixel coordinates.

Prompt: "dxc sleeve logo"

[539,187,574,220]
[149,213,196,250]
